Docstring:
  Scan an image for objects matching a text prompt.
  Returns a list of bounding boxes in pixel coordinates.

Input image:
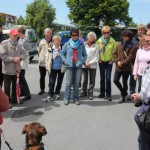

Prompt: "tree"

[17,15,26,25]
[0,16,6,25]
[26,0,55,38]
[66,0,132,27]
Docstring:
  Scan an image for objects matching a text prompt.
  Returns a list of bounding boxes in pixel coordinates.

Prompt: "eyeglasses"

[71,34,79,37]
[103,32,110,34]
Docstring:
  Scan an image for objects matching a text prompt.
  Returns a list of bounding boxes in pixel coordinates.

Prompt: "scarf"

[69,39,80,49]
[101,36,110,54]
[122,40,133,51]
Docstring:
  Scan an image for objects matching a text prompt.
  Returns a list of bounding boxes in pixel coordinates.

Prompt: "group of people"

[0,23,150,149]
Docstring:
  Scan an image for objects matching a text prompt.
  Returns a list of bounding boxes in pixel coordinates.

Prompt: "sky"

[0,0,150,26]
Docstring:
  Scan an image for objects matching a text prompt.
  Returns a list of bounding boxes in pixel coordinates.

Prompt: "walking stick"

[16,64,20,108]
[2,133,13,150]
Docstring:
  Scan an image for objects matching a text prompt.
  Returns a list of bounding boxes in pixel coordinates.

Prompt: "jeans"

[64,67,82,101]
[138,75,142,93]
[134,104,150,150]
[113,71,130,96]
[99,62,112,96]
[39,66,47,91]
[82,68,96,95]
[129,74,136,94]
[48,69,64,97]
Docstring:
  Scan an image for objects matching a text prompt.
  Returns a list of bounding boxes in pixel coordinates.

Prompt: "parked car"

[2,26,38,61]
[55,31,70,48]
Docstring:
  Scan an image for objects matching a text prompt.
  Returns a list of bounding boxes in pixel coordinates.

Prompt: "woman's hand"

[134,75,138,81]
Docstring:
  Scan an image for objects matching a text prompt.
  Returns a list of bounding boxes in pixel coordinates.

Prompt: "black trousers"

[113,70,130,97]
[20,69,31,97]
[3,74,16,103]
[82,68,96,95]
[39,66,47,91]
[48,69,64,97]
[0,60,3,87]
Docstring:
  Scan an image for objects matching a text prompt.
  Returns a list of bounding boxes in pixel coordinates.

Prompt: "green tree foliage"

[17,15,26,25]
[26,0,55,38]
[0,16,6,25]
[66,0,132,27]
[128,20,137,27]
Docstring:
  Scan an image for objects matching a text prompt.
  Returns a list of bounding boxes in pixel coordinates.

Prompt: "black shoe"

[117,96,125,104]
[38,90,45,95]
[98,93,105,98]
[135,102,142,107]
[80,92,87,97]
[126,95,132,101]
[20,96,31,101]
[107,96,112,101]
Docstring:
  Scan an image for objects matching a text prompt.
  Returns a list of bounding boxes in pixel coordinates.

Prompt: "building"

[0,12,17,29]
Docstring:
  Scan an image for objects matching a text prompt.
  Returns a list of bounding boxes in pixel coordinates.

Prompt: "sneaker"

[126,95,132,101]
[117,96,125,104]
[45,96,53,103]
[64,101,69,105]
[55,94,60,100]
[98,93,105,98]
[75,101,80,105]
[88,95,93,100]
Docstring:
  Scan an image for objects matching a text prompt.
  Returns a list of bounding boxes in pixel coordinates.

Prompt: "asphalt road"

[1,56,139,150]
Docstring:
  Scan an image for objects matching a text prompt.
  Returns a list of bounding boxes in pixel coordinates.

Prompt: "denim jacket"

[61,41,87,68]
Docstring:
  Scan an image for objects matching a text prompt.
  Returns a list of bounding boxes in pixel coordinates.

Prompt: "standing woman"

[113,30,137,103]
[45,36,65,102]
[80,32,99,100]
[97,26,116,101]
[61,28,87,105]
[18,26,31,101]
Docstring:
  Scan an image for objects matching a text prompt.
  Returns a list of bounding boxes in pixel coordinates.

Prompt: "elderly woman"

[80,32,99,100]
[45,36,65,102]
[97,26,116,101]
[61,28,87,105]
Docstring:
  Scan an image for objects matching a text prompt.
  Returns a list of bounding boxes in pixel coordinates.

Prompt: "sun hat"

[9,29,19,36]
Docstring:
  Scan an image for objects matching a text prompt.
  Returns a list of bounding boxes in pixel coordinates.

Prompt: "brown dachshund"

[22,122,47,150]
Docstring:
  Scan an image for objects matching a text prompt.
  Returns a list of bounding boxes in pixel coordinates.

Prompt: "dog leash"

[1,132,13,150]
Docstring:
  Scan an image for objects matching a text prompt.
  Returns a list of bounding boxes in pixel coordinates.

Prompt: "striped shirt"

[18,37,30,51]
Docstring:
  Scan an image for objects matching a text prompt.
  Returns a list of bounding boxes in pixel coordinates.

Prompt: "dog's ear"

[22,124,28,134]
[39,126,47,136]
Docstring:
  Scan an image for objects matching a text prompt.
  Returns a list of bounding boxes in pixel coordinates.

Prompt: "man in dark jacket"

[0,24,3,87]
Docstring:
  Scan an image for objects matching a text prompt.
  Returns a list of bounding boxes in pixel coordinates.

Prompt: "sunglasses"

[103,32,110,34]
[71,34,79,37]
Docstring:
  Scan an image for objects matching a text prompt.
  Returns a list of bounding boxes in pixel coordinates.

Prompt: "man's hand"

[134,75,138,81]
[13,57,21,63]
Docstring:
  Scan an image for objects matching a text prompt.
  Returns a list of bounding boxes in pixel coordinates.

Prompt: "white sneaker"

[55,94,60,100]
[45,96,53,103]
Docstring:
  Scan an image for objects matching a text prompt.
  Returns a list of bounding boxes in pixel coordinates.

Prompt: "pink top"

[133,48,150,76]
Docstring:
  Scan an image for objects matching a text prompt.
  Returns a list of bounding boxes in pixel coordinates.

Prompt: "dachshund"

[22,122,47,150]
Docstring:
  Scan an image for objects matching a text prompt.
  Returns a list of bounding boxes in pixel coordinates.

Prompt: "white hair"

[87,32,97,40]
[44,28,52,34]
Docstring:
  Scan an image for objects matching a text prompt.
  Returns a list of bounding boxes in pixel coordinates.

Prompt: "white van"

[2,26,38,61]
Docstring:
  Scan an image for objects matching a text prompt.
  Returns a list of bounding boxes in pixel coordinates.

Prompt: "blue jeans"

[64,67,82,102]
[134,104,150,150]
[129,74,136,94]
[99,62,112,96]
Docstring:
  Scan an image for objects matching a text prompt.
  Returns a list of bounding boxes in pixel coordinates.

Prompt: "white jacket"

[83,42,99,69]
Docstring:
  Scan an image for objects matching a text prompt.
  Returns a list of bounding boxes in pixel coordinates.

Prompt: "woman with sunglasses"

[61,28,87,105]
[97,26,116,101]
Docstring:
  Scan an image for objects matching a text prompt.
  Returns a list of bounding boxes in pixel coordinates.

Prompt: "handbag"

[139,106,150,132]
[61,63,66,73]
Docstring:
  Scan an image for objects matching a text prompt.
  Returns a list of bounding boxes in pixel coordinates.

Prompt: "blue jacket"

[61,40,87,68]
